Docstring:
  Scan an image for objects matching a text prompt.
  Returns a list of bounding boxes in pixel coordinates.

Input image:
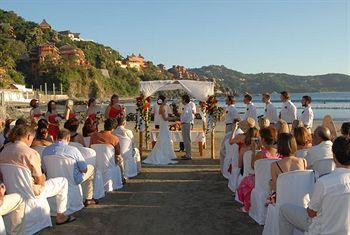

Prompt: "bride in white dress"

[143,95,178,165]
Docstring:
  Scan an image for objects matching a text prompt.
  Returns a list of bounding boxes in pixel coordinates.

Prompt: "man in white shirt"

[180,94,193,160]
[279,91,297,125]
[305,126,333,168]
[262,93,278,125]
[279,136,350,235]
[152,102,160,129]
[225,95,240,134]
[243,94,257,123]
[189,100,197,130]
[300,95,314,132]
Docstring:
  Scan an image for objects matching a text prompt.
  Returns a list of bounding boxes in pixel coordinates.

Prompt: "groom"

[180,94,192,160]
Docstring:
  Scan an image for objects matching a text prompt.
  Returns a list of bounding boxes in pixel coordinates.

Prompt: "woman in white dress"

[143,95,178,165]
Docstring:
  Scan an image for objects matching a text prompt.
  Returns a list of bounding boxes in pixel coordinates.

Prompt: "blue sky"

[1,0,349,75]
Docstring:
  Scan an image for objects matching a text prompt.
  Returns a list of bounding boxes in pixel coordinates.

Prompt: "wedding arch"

[137,80,217,159]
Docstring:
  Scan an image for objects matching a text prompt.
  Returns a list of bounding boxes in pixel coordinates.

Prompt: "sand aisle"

[41,159,262,235]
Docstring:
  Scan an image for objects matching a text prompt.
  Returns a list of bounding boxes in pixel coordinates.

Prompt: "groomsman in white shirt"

[180,94,193,160]
[300,95,314,132]
[279,91,297,127]
[262,93,279,125]
[225,95,240,134]
[189,99,197,130]
[243,94,257,123]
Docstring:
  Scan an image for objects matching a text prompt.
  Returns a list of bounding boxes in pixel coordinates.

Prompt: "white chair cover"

[76,146,105,200]
[227,143,241,192]
[91,144,123,192]
[83,137,91,148]
[220,132,232,177]
[222,139,234,179]
[312,159,335,177]
[0,164,52,234]
[0,216,4,235]
[116,134,138,178]
[69,142,84,148]
[249,158,279,225]
[263,170,315,235]
[43,155,84,215]
[134,148,141,173]
[243,150,253,177]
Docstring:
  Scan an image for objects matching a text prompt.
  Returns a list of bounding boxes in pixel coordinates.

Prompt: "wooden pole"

[211,129,215,159]
[60,83,63,95]
[139,131,143,158]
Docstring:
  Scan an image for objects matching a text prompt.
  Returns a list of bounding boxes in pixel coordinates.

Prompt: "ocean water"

[121,92,350,122]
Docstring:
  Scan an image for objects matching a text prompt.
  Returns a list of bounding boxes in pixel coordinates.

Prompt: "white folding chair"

[312,159,335,177]
[43,155,84,215]
[0,164,52,234]
[0,216,4,235]
[242,150,253,177]
[263,170,315,235]
[220,132,232,178]
[249,158,279,225]
[91,144,123,192]
[116,134,138,179]
[227,143,241,192]
[76,146,105,200]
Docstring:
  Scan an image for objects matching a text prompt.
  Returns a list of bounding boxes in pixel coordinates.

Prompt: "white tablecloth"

[150,130,206,143]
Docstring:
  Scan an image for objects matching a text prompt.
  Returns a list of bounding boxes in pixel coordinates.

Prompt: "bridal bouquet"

[169,121,182,131]
[135,92,151,140]
[205,95,220,132]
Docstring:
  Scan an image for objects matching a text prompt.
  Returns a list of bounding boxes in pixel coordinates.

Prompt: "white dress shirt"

[306,168,350,235]
[153,103,160,126]
[300,105,314,128]
[244,103,257,122]
[225,104,240,124]
[264,102,279,124]
[280,100,297,124]
[305,141,333,167]
[180,103,193,124]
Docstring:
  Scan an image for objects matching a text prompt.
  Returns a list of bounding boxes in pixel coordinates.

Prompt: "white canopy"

[138,80,215,101]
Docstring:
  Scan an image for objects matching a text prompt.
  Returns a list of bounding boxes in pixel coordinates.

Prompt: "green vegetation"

[190,65,350,94]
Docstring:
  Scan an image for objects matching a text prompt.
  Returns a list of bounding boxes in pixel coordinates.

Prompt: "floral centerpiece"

[205,95,220,132]
[135,91,151,141]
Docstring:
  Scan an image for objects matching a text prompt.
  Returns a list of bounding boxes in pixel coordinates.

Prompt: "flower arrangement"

[199,101,207,114]
[169,121,182,131]
[135,91,151,141]
[205,95,220,132]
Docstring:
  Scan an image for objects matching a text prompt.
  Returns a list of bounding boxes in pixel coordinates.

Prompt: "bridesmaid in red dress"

[29,99,42,124]
[86,97,99,131]
[64,99,76,120]
[45,100,62,140]
[104,94,125,119]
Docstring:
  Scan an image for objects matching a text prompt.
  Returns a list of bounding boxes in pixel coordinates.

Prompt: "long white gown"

[143,106,178,165]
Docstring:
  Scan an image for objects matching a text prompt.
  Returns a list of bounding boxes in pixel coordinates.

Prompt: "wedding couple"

[143,94,193,165]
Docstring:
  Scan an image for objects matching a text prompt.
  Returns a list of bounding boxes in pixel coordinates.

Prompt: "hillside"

[0,9,174,98]
[190,65,350,94]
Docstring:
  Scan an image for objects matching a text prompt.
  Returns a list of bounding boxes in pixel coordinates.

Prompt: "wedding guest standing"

[243,94,257,123]
[86,98,98,121]
[262,93,278,125]
[105,94,125,119]
[225,95,240,134]
[29,99,42,124]
[279,91,297,127]
[64,100,76,120]
[300,95,314,133]
[46,100,62,140]
[180,94,193,160]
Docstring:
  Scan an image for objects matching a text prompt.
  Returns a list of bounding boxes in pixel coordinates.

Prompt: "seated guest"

[83,118,98,138]
[279,136,350,235]
[14,118,27,127]
[276,120,290,135]
[31,127,52,147]
[258,117,270,130]
[90,119,124,180]
[0,125,74,225]
[0,119,14,149]
[291,119,303,135]
[42,130,96,206]
[64,118,85,146]
[237,127,259,170]
[37,119,54,142]
[340,122,350,138]
[237,127,279,212]
[270,133,307,192]
[113,117,134,140]
[0,182,25,234]
[294,127,312,158]
[305,126,333,168]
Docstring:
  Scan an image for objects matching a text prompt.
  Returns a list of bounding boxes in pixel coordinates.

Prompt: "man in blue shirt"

[42,129,97,206]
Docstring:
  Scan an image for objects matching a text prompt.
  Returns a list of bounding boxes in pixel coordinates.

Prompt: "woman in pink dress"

[237,127,280,212]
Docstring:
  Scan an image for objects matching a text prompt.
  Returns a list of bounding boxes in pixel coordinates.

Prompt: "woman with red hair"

[104,94,125,119]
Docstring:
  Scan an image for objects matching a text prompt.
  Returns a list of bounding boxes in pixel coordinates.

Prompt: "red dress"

[108,105,124,119]
[47,114,60,140]
[237,149,280,211]
[88,113,97,121]
[68,113,76,119]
